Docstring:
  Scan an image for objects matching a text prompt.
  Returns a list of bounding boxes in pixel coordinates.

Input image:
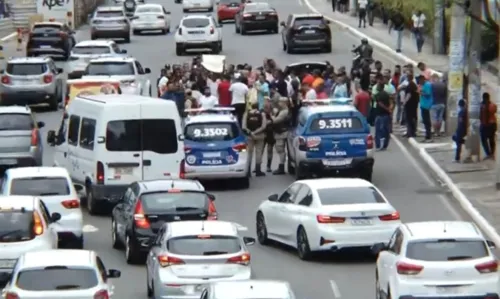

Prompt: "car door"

[113,187,131,242]
[284,185,310,240]
[378,228,403,289]
[133,61,146,95]
[147,225,165,283]
[271,184,301,239]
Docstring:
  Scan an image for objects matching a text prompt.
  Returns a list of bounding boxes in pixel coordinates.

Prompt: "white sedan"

[256,178,401,260]
[131,4,171,34]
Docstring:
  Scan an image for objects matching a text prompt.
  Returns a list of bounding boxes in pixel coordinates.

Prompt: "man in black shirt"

[403,72,419,137]
[374,84,392,150]
[390,10,405,52]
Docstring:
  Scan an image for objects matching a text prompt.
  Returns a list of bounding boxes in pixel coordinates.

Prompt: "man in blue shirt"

[418,75,433,142]
[256,74,270,110]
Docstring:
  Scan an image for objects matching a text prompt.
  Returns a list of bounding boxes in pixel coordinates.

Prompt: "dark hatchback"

[235,2,279,34]
[281,14,332,53]
[26,23,75,60]
[110,179,218,264]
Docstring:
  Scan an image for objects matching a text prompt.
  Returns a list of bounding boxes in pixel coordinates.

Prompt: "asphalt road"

[0,0,467,298]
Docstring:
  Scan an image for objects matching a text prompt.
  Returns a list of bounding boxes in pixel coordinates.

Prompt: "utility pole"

[464,0,482,162]
[445,1,467,136]
[433,0,446,54]
[349,0,357,16]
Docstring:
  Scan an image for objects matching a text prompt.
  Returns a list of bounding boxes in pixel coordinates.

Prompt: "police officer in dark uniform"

[242,103,267,176]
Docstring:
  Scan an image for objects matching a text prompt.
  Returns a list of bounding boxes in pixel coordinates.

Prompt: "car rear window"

[10,177,70,196]
[185,122,239,142]
[308,116,364,132]
[0,113,34,130]
[245,3,271,11]
[16,267,99,291]
[106,119,178,153]
[32,24,62,32]
[167,235,241,256]
[406,240,489,261]
[85,62,135,76]
[293,17,325,27]
[136,7,162,13]
[7,63,48,75]
[96,11,124,17]
[0,211,34,243]
[317,187,385,205]
[182,18,210,28]
[72,46,111,55]
[140,192,207,211]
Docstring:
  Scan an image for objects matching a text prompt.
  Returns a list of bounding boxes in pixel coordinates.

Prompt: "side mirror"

[46,130,56,145]
[268,193,278,201]
[487,240,496,248]
[243,236,255,245]
[371,242,387,255]
[120,49,127,54]
[37,121,45,128]
[207,193,216,201]
[144,68,151,74]
[165,11,171,14]
[107,269,121,278]
[280,21,285,27]
[56,68,63,74]
[51,212,61,222]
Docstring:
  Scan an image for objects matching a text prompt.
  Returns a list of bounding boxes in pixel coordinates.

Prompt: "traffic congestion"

[0,0,496,298]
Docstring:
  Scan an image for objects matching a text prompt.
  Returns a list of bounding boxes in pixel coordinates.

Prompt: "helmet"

[361,38,368,44]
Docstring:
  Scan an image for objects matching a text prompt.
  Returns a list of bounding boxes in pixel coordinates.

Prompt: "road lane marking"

[329,280,341,298]
[82,224,99,233]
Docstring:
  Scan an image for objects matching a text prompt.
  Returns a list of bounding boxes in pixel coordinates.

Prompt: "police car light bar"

[185,107,235,114]
[302,98,353,105]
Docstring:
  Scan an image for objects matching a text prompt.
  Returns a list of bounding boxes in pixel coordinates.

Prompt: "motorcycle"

[123,0,137,18]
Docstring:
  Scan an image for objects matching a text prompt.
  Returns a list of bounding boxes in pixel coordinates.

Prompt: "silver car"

[0,106,44,167]
[146,221,255,299]
[0,57,64,110]
[203,280,297,299]
[91,6,131,43]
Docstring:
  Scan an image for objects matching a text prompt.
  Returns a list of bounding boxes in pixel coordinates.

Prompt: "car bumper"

[289,39,330,49]
[54,211,84,240]
[0,149,41,168]
[241,20,278,30]
[1,89,56,105]
[184,158,248,180]
[91,184,128,205]
[132,22,166,31]
[396,278,498,299]
[92,29,129,38]
[177,41,218,49]
[298,156,374,175]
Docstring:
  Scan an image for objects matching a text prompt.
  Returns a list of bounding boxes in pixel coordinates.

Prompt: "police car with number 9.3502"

[286,101,374,181]
[183,108,250,189]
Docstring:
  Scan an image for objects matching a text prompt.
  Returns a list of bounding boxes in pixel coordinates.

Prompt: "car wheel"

[235,23,240,33]
[86,187,99,215]
[325,43,332,53]
[111,218,123,249]
[240,25,246,35]
[125,235,139,264]
[238,176,249,189]
[286,44,293,54]
[48,92,59,111]
[72,236,84,249]
[165,27,170,33]
[296,226,312,260]
[124,35,131,43]
[219,41,223,51]
[256,212,269,245]
[175,44,183,56]
[147,268,153,297]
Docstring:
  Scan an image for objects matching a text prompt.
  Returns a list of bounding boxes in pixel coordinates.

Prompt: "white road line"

[329,280,341,298]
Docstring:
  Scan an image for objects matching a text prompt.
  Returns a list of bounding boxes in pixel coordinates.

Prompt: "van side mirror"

[107,269,121,278]
[144,68,151,74]
[46,130,56,146]
[120,49,127,54]
[268,194,278,201]
[243,236,255,245]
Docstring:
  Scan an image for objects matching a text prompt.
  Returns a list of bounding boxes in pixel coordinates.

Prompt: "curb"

[1,32,17,42]
[407,137,500,246]
[302,0,443,77]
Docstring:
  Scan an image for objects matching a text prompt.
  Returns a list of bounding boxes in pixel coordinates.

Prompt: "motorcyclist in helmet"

[353,38,373,61]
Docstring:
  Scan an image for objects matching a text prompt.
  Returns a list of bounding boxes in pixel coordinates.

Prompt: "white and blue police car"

[286,100,374,181]
[183,107,250,189]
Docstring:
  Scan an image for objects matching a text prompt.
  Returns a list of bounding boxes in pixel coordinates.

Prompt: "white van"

[46,94,185,215]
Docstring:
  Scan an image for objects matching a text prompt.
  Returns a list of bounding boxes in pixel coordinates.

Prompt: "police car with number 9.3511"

[183,108,250,189]
[286,101,374,181]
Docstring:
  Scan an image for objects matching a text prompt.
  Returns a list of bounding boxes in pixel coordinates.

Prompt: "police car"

[183,108,250,189]
[286,100,374,181]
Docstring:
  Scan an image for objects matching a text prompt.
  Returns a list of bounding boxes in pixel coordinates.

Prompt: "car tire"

[111,218,123,249]
[133,30,140,35]
[85,186,100,215]
[236,176,249,189]
[48,92,59,111]
[240,25,246,35]
[325,43,332,53]
[165,27,170,33]
[360,167,373,182]
[282,42,286,51]
[175,44,183,56]
[212,43,220,54]
[125,235,143,264]
[72,236,84,249]
[147,270,153,297]
[124,35,131,43]
[295,164,305,180]
[256,212,269,245]
[235,24,240,33]
[296,226,312,260]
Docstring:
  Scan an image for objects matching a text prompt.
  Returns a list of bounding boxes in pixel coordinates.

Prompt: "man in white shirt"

[229,78,249,125]
[411,11,426,53]
[198,86,218,109]
[304,84,317,100]
[157,70,168,97]
[207,75,220,98]
[358,0,368,28]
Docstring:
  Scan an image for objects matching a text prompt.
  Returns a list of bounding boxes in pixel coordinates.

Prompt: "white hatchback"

[175,15,223,56]
[1,167,84,248]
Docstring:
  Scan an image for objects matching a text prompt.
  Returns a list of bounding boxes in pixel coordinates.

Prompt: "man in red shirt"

[302,73,314,86]
[353,82,370,118]
[217,75,231,107]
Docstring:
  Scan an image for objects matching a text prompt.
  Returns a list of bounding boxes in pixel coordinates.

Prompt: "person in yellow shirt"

[311,69,324,89]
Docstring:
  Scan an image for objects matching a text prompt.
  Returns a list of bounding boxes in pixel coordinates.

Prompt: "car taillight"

[179,159,186,179]
[378,211,400,221]
[208,200,217,220]
[157,15,164,19]
[157,254,184,267]
[134,199,150,229]
[178,27,182,35]
[366,134,373,149]
[5,293,19,299]
[210,26,214,34]
[61,199,80,209]
[1,75,10,84]
[316,215,345,223]
[232,143,246,152]
[475,260,498,274]
[33,211,44,235]
[184,146,192,153]
[43,74,53,84]
[396,262,423,275]
[306,136,321,148]
[97,161,105,184]
[30,129,39,146]
[227,253,250,265]
[243,13,251,18]
[94,289,109,299]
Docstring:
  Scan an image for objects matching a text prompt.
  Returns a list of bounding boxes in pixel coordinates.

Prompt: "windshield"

[72,46,111,55]
[182,18,210,28]
[136,7,162,13]
[0,114,34,130]
[406,240,489,261]
[185,122,238,142]
[10,177,70,196]
[7,63,47,75]
[317,187,385,205]
[86,62,135,76]
[0,211,34,243]
[96,11,124,17]
[16,268,99,291]
[308,116,364,132]
[167,235,241,255]
[140,192,207,211]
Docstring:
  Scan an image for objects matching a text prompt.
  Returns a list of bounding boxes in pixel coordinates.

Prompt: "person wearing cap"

[270,97,290,175]
[242,103,267,177]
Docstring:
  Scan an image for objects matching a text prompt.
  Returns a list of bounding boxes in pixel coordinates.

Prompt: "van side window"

[79,118,96,150]
[67,115,80,146]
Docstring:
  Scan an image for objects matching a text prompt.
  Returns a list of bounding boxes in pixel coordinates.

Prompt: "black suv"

[26,22,75,60]
[281,13,332,54]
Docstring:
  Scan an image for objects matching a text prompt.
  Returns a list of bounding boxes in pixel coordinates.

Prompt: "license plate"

[350,218,373,225]
[203,152,221,158]
[256,16,265,20]
[322,158,352,166]
[0,259,16,269]
[40,45,51,49]
[114,167,133,175]
[305,30,315,34]
[436,287,462,294]
[0,159,16,165]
